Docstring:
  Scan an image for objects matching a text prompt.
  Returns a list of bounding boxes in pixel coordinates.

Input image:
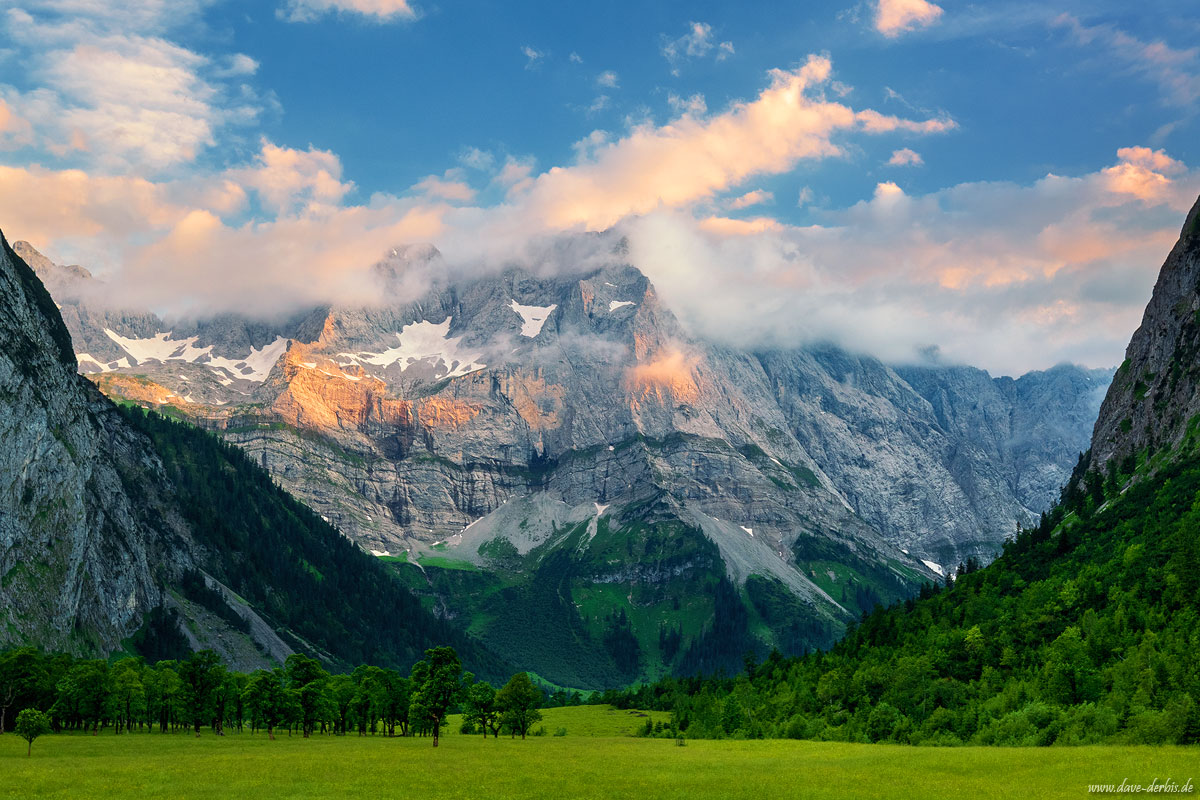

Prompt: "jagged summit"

[12,230,1111,684]
[36,241,1106,571]
[1091,194,1200,470]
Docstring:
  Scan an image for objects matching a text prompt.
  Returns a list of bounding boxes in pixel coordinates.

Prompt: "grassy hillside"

[604,442,1200,744]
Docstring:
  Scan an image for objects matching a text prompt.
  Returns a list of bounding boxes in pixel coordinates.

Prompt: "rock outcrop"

[26,237,1109,579]
[1091,195,1200,470]
[0,232,192,654]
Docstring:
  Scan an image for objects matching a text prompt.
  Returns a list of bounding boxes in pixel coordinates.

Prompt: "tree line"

[596,446,1200,745]
[1,645,556,752]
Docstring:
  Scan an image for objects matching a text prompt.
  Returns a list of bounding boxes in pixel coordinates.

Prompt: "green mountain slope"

[600,196,1200,745]
[388,496,922,689]
[605,441,1200,744]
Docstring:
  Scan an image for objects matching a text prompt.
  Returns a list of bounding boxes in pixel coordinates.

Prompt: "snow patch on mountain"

[609,300,635,312]
[921,559,945,577]
[509,300,557,338]
[206,337,288,382]
[98,330,287,383]
[336,317,486,379]
[76,353,131,373]
[104,330,209,364]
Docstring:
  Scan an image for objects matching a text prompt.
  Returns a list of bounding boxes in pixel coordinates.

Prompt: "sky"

[1,0,1199,375]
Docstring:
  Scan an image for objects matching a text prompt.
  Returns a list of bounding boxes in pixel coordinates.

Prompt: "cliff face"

[0,233,192,653]
[1091,195,1200,470]
[27,237,1110,576]
[762,351,1111,565]
[1,233,508,675]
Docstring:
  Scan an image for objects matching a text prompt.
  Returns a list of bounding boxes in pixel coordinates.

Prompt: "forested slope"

[120,406,511,681]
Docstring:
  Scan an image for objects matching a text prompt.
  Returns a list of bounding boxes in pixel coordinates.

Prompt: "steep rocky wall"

[1091,195,1200,469]
[0,232,193,653]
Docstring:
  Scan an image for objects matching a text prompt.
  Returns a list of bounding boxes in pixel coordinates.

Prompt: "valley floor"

[1,707,1195,799]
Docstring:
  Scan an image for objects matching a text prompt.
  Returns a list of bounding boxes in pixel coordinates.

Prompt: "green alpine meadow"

[2,1,1200,796]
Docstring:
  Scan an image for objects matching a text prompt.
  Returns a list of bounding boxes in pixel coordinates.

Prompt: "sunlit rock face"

[30,237,1107,581]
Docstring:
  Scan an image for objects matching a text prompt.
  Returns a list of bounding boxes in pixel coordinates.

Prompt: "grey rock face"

[31,237,1108,580]
[757,350,1110,565]
[1092,195,1200,470]
[0,233,193,653]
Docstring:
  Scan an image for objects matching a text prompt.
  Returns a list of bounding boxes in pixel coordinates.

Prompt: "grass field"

[2,706,1195,799]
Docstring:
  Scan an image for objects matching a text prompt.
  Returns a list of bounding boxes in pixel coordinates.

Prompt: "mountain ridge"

[11,236,1111,685]
[0,229,509,679]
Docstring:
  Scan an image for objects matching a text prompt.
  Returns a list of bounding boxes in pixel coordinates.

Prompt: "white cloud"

[623,147,1199,376]
[667,92,707,115]
[661,21,734,75]
[875,0,944,38]
[459,147,495,170]
[213,53,259,78]
[596,70,620,89]
[0,5,262,171]
[522,45,546,70]
[278,0,418,23]
[887,147,924,166]
[1054,15,1200,109]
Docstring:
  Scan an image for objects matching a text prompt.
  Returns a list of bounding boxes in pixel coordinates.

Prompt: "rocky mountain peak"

[11,240,93,284]
[0,230,186,653]
[1091,193,1200,470]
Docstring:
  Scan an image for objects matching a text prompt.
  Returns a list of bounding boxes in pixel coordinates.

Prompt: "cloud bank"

[1,4,1196,378]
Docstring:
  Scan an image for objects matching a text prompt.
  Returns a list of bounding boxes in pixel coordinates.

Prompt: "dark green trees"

[285,655,331,738]
[178,651,223,737]
[242,669,294,740]
[409,647,469,747]
[0,648,49,735]
[0,643,565,744]
[496,672,542,739]
[464,682,499,738]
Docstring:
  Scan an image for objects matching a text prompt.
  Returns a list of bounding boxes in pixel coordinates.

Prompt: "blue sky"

[1,0,1198,374]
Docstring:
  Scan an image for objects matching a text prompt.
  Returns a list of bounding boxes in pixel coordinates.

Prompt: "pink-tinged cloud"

[875,0,944,38]
[1102,147,1186,203]
[279,0,418,22]
[227,140,354,215]
[624,147,1199,376]
[0,164,187,248]
[517,55,954,230]
[121,202,448,315]
[698,216,783,236]
[887,148,924,166]
[412,175,476,202]
[0,98,34,147]
[726,190,775,210]
[496,156,536,195]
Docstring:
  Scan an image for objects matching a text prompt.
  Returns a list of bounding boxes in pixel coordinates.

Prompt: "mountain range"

[0,231,506,679]
[10,234,1110,686]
